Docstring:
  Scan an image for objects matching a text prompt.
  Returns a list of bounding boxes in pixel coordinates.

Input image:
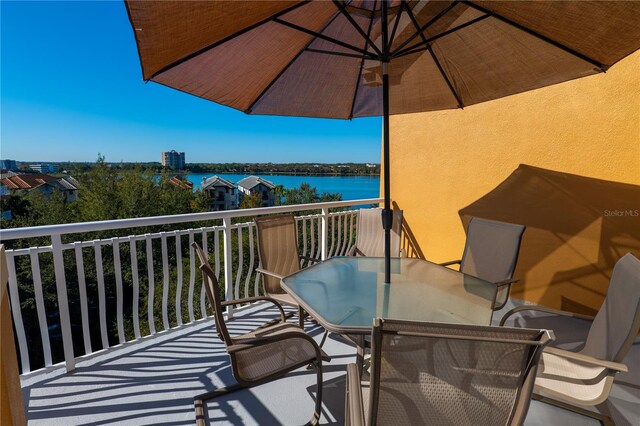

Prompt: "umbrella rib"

[393,13,491,58]
[349,0,377,119]
[273,18,377,59]
[428,47,464,109]
[387,0,405,51]
[306,48,370,59]
[332,0,383,58]
[390,0,461,57]
[403,2,464,108]
[465,1,606,71]
[246,10,346,113]
[147,1,311,80]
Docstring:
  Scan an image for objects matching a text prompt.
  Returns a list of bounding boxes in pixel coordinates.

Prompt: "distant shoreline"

[30,161,381,177]
[176,171,380,177]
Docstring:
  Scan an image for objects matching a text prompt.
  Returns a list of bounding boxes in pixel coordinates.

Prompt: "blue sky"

[1,1,381,164]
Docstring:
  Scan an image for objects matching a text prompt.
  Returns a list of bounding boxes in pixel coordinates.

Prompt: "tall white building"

[161,150,185,170]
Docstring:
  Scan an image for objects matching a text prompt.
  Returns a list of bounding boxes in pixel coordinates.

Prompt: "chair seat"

[535,351,608,404]
[233,323,319,382]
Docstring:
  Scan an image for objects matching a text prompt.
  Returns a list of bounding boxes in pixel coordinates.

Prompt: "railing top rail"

[0,198,382,241]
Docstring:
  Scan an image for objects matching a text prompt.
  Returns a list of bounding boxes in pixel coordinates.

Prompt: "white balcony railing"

[0,199,382,376]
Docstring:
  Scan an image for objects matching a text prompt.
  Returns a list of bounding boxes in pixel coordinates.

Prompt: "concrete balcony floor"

[21,302,639,425]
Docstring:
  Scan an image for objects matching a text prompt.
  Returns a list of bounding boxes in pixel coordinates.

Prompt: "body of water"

[185,173,380,201]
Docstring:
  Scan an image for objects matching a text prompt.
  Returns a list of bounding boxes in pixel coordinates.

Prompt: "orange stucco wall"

[386,51,640,311]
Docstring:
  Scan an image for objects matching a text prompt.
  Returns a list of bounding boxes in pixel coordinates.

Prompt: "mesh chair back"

[255,215,300,295]
[355,208,403,257]
[368,319,552,426]
[581,253,640,362]
[461,217,526,308]
[193,242,232,346]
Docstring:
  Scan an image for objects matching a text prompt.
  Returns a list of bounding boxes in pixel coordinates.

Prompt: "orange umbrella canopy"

[126,0,640,119]
[126,0,640,283]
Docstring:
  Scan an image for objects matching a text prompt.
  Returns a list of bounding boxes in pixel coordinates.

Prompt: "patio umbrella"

[126,0,640,283]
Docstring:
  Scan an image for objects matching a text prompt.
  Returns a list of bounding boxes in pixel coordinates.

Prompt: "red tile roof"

[0,174,58,190]
[168,176,194,190]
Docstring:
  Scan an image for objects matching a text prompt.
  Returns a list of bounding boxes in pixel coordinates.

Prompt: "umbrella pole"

[381,0,391,284]
[382,62,391,284]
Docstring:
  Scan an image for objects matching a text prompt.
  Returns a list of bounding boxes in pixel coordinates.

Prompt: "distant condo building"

[201,176,237,211]
[29,163,58,173]
[238,176,276,207]
[0,159,18,171]
[161,150,185,170]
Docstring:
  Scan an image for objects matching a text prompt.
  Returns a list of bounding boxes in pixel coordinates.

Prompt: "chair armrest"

[544,347,628,373]
[348,246,366,257]
[256,267,285,280]
[495,278,519,288]
[345,363,365,426]
[221,296,286,322]
[299,255,321,264]
[499,305,596,326]
[439,259,462,268]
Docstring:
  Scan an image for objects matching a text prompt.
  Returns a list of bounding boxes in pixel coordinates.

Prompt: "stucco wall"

[387,51,640,311]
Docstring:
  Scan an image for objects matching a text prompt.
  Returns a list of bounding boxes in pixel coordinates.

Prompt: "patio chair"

[191,242,327,426]
[255,214,320,328]
[499,252,640,425]
[441,217,526,310]
[348,208,404,257]
[345,318,554,425]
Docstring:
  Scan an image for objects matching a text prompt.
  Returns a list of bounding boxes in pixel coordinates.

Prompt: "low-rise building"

[237,176,275,207]
[201,176,237,211]
[0,174,78,202]
[29,164,58,173]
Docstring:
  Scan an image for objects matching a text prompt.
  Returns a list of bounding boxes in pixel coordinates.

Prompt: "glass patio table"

[281,257,498,368]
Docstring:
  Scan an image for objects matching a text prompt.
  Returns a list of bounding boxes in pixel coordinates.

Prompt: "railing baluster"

[347,211,356,255]
[6,253,30,373]
[94,243,109,350]
[51,235,75,371]
[328,214,336,258]
[214,229,221,280]
[29,251,53,367]
[300,218,308,267]
[321,209,329,260]
[160,233,170,330]
[200,230,208,319]
[338,213,344,254]
[336,213,344,256]
[175,233,183,327]
[251,223,262,296]
[74,243,92,353]
[310,217,317,264]
[129,238,141,339]
[315,216,323,261]
[222,217,234,318]
[145,235,156,335]
[235,226,243,301]
[187,232,196,323]
[343,213,349,255]
[245,225,256,298]
[112,241,125,344]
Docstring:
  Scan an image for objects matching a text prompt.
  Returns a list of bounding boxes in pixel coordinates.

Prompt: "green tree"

[239,192,262,209]
[282,183,342,205]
